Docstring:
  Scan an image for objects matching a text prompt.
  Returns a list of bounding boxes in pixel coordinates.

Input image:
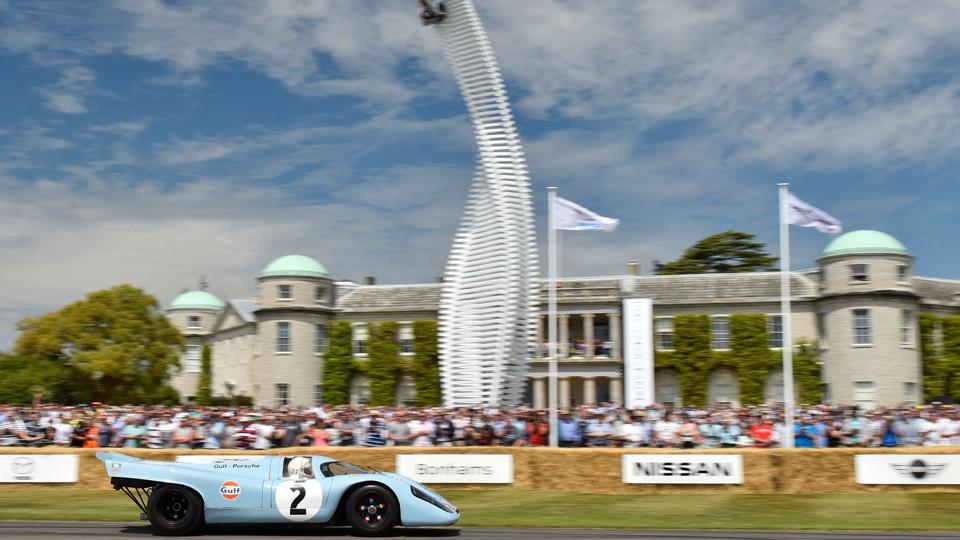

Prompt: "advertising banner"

[396,454,513,484]
[622,454,743,484]
[855,455,960,485]
[622,297,654,408]
[0,454,79,483]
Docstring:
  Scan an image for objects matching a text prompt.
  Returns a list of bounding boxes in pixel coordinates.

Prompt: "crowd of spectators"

[1,403,958,450]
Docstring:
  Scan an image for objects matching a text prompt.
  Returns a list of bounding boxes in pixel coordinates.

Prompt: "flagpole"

[547,187,559,447]
[778,182,796,449]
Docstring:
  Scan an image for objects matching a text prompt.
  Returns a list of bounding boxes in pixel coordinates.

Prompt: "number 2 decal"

[276,479,323,521]
[289,486,306,515]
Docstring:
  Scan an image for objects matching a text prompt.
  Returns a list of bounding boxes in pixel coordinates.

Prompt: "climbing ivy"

[412,320,442,406]
[367,322,401,406]
[195,344,212,406]
[654,313,820,406]
[919,313,960,402]
[321,321,354,405]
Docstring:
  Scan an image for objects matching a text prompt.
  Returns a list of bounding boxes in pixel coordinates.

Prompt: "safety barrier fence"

[1,447,959,494]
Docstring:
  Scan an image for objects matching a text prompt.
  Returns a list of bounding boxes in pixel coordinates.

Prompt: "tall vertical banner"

[623,298,654,407]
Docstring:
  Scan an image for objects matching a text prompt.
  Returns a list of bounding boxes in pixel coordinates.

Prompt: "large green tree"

[657,231,778,275]
[15,284,185,404]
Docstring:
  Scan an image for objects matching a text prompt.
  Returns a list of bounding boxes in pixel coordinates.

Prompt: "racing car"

[97,452,458,536]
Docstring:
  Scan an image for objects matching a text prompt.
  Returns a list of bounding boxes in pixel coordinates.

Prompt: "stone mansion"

[166,230,960,409]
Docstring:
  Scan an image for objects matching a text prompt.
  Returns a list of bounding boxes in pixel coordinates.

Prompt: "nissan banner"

[0,455,79,483]
[622,454,743,484]
[855,454,960,485]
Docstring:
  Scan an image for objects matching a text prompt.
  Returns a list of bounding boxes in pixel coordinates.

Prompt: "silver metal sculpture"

[423,0,539,406]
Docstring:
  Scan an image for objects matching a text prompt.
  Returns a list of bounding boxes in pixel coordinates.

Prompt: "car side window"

[282,456,315,479]
[320,461,365,478]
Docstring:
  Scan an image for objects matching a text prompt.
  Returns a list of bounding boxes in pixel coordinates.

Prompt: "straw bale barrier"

[0,447,957,494]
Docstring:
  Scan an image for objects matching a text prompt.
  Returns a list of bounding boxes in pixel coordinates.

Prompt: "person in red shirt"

[749,416,774,448]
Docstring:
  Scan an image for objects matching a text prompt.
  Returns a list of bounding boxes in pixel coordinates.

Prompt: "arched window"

[708,368,739,405]
[655,368,680,405]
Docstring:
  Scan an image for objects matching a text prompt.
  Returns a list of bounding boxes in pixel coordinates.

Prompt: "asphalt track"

[3,522,960,540]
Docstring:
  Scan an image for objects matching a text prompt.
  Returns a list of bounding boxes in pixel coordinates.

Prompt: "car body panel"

[96,452,459,527]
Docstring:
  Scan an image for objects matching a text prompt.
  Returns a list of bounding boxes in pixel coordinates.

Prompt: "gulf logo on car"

[220,480,241,500]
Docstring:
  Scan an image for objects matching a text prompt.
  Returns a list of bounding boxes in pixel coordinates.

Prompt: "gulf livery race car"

[97,452,459,536]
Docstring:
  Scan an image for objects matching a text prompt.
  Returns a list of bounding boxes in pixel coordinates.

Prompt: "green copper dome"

[168,290,225,311]
[821,230,908,257]
[260,254,328,278]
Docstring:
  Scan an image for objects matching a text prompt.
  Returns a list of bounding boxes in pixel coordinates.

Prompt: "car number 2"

[275,479,323,521]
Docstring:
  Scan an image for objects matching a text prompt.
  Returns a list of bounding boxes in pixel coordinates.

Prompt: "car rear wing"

[95,451,142,463]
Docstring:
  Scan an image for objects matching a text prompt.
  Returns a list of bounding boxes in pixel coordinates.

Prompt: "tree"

[321,321,355,405]
[15,284,185,404]
[196,344,212,406]
[656,231,778,275]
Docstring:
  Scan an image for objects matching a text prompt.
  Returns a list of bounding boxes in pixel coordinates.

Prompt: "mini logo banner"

[396,454,513,484]
[856,455,960,484]
[219,480,242,500]
[622,455,743,484]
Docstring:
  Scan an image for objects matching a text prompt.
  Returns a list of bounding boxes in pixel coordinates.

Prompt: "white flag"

[554,196,619,232]
[785,192,842,235]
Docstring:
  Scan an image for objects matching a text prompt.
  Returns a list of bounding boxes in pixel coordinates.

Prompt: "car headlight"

[411,486,458,513]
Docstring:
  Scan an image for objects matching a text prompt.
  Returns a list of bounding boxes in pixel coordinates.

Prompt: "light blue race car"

[96,452,459,536]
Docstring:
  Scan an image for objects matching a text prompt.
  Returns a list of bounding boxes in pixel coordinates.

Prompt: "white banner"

[0,455,78,483]
[623,298,654,408]
[553,196,619,232]
[855,455,960,484]
[622,455,743,484]
[396,454,513,484]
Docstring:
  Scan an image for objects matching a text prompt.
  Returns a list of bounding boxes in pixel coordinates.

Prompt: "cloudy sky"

[2,0,960,349]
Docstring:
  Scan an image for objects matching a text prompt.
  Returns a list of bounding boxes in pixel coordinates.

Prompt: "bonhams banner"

[0,454,78,483]
[396,454,513,484]
[856,455,960,485]
[622,454,743,484]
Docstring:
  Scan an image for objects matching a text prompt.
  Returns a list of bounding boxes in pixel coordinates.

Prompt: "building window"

[277,321,291,353]
[817,313,828,347]
[275,383,289,406]
[655,318,674,351]
[184,345,201,373]
[278,284,292,299]
[897,265,910,283]
[852,309,872,345]
[315,324,327,354]
[399,323,414,354]
[900,310,914,345]
[854,381,875,409]
[352,323,368,355]
[711,316,731,350]
[315,384,324,405]
[903,382,917,405]
[768,315,783,349]
[849,264,869,283]
[187,316,201,330]
[315,285,327,302]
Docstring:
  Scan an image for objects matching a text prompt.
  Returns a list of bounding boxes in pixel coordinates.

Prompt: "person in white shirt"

[617,416,645,447]
[653,415,679,447]
[52,418,73,447]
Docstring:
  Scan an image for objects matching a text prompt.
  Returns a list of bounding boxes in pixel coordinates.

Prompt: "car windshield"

[320,461,378,477]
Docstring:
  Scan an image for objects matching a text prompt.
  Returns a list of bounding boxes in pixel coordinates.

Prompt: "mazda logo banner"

[0,455,79,483]
[855,455,960,485]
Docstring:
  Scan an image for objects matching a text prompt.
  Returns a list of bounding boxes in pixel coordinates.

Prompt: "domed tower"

[166,290,225,402]
[254,255,335,407]
[816,230,920,407]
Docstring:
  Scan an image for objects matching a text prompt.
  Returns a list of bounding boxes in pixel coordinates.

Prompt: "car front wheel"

[147,484,204,536]
[345,484,399,537]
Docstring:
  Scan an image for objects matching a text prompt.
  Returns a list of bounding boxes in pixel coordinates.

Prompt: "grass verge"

[0,489,957,530]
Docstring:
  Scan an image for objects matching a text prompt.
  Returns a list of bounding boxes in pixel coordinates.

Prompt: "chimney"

[437,276,445,283]
[364,276,376,285]
[626,260,639,276]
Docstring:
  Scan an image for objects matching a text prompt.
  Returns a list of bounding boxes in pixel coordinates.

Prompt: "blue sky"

[2,0,960,349]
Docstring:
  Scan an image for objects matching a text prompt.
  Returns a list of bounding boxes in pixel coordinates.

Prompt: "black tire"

[345,484,399,537]
[147,484,204,536]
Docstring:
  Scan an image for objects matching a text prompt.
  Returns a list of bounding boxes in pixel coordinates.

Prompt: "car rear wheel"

[345,484,399,537]
[147,484,204,536]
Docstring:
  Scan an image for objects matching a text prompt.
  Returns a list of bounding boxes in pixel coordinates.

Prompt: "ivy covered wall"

[919,313,960,402]
[321,321,355,405]
[412,320,441,406]
[654,313,820,406]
